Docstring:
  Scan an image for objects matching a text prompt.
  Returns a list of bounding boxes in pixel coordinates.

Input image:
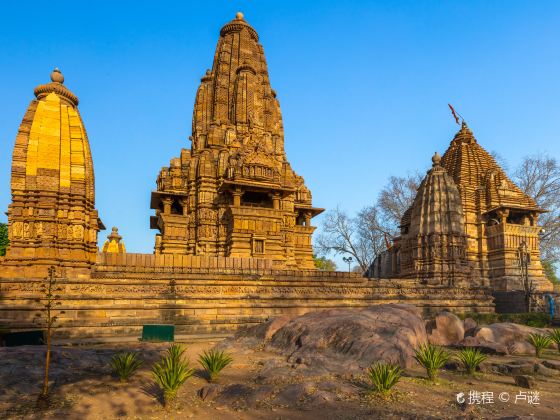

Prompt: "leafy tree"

[542,259,559,284]
[313,254,337,271]
[0,222,8,256]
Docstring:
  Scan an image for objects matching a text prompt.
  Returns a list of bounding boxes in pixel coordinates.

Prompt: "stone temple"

[150,12,321,269]
[1,68,104,280]
[372,122,552,293]
[2,13,555,339]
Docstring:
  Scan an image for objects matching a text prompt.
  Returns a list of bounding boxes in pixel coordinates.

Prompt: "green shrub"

[110,351,143,382]
[198,349,233,382]
[367,362,402,394]
[414,343,450,381]
[459,312,550,328]
[548,329,560,352]
[456,347,487,375]
[152,344,195,406]
[528,333,552,358]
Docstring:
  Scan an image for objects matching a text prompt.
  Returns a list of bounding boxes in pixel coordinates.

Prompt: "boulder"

[240,315,294,341]
[458,336,508,355]
[473,323,554,355]
[463,318,477,336]
[427,311,465,346]
[513,375,536,389]
[267,304,428,372]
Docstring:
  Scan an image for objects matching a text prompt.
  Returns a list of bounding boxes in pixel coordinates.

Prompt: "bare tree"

[513,155,560,263]
[35,266,65,408]
[315,207,386,272]
[315,174,421,272]
[377,173,422,232]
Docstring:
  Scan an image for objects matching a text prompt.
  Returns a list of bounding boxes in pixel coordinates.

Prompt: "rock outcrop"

[224,304,428,373]
[427,311,465,345]
[472,323,555,355]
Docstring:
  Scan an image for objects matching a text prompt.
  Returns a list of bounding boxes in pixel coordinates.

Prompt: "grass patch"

[528,333,553,358]
[153,344,195,407]
[456,347,487,375]
[109,351,143,382]
[198,349,233,382]
[366,362,402,394]
[414,344,450,381]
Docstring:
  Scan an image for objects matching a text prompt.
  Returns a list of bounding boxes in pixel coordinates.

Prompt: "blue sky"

[1,1,559,257]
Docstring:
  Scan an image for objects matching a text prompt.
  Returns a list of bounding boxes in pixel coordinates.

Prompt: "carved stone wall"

[0,254,494,338]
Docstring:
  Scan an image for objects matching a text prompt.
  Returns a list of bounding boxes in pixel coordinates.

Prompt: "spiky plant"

[528,333,552,358]
[152,344,195,406]
[198,349,233,382]
[456,347,487,375]
[110,352,143,382]
[548,329,560,353]
[367,362,403,394]
[414,343,450,381]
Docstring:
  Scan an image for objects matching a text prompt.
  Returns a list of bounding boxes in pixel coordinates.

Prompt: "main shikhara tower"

[150,13,322,268]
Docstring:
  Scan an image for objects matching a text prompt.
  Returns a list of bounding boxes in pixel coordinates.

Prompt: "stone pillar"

[162,197,173,214]
[233,188,242,207]
[497,208,509,225]
[179,198,189,216]
[272,192,280,210]
[304,211,311,226]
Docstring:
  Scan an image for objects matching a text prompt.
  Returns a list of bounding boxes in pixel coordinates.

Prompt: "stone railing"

[486,223,541,250]
[93,252,364,279]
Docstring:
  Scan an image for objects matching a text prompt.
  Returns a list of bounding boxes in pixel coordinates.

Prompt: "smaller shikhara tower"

[2,69,103,278]
[150,13,322,268]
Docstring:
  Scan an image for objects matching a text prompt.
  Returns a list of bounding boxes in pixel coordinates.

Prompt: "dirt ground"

[1,339,560,420]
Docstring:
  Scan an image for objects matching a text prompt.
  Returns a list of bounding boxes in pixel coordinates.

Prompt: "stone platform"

[0,253,494,339]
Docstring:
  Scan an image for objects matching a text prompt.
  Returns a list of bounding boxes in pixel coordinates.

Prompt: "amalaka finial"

[236,11,244,20]
[432,152,441,167]
[50,68,64,84]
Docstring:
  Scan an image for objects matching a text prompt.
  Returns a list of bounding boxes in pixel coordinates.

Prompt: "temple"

[372,122,552,292]
[102,227,126,254]
[149,12,322,269]
[10,13,555,340]
[1,69,103,279]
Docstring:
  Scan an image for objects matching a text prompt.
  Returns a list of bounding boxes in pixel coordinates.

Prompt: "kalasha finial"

[236,11,244,20]
[432,152,441,166]
[50,68,64,84]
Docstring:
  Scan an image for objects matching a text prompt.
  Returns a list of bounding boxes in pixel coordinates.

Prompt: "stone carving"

[150,13,323,268]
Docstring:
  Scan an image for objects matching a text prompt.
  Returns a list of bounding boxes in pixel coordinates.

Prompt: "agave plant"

[528,333,552,358]
[198,349,233,382]
[456,347,487,375]
[548,329,560,353]
[414,343,450,381]
[367,362,402,394]
[152,344,195,406]
[110,351,143,382]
